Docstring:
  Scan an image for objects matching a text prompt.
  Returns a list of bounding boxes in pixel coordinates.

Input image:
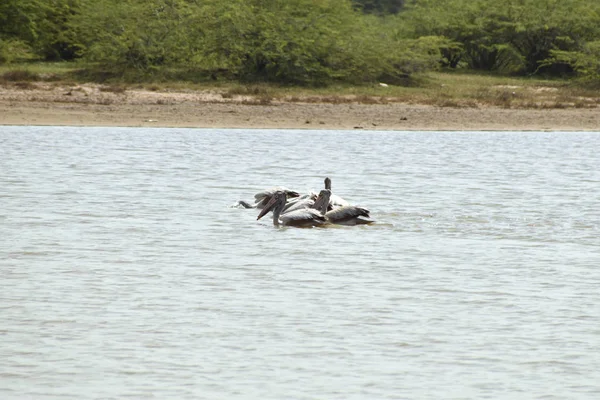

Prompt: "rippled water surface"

[1,126,600,399]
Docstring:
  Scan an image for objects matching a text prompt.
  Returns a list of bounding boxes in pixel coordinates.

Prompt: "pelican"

[257,190,326,227]
[282,191,318,213]
[324,177,350,207]
[254,186,299,203]
[236,186,300,209]
[314,189,373,225]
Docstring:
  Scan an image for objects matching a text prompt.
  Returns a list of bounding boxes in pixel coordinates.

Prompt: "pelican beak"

[313,194,325,212]
[256,195,278,220]
[313,189,331,214]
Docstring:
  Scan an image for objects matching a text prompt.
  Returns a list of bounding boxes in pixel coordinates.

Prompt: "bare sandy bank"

[1,83,599,131]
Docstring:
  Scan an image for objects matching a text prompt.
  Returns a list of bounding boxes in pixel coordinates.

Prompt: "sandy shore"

[1,83,599,131]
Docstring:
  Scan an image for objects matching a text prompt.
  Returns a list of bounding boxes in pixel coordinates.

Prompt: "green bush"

[68,0,439,84]
[70,0,194,71]
[5,0,599,83]
[0,0,82,63]
[542,40,600,85]
[188,0,440,85]
[0,39,34,64]
[400,0,600,75]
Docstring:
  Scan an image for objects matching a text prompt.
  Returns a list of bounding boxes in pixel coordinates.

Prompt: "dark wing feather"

[326,206,373,225]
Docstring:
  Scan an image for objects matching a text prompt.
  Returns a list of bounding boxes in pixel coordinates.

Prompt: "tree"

[352,0,405,14]
[23,0,443,84]
[70,0,194,70]
[0,0,83,62]
[35,0,82,61]
[399,0,600,75]
[189,0,437,85]
[0,0,43,62]
[543,41,600,85]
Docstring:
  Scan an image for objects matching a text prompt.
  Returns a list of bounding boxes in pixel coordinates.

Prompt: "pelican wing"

[280,208,326,227]
[326,206,373,225]
[254,186,299,201]
[283,198,315,213]
[330,194,350,207]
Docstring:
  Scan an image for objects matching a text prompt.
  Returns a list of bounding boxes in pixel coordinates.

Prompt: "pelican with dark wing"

[257,190,326,227]
[314,189,373,225]
[236,186,300,209]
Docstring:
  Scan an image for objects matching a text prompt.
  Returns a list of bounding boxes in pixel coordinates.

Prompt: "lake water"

[1,126,599,399]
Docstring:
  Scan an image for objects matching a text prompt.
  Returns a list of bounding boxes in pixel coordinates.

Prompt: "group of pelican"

[236,177,373,227]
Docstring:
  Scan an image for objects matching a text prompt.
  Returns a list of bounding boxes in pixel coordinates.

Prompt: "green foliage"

[542,41,600,85]
[352,0,405,14]
[70,0,194,71]
[0,0,82,63]
[0,0,42,63]
[3,0,600,83]
[0,38,35,64]
[190,0,358,83]
[35,0,82,61]
[0,0,42,43]
[187,0,436,85]
[400,0,600,75]
[394,35,455,74]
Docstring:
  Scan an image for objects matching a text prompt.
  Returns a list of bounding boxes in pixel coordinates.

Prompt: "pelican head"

[285,189,300,198]
[313,189,332,214]
[256,190,287,221]
[324,177,332,190]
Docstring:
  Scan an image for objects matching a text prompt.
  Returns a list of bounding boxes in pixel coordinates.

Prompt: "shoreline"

[1,84,599,131]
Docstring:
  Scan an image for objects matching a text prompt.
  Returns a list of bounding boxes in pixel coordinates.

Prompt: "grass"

[1,62,599,109]
[0,61,78,83]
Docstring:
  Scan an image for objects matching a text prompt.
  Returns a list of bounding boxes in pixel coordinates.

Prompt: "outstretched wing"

[254,186,299,201]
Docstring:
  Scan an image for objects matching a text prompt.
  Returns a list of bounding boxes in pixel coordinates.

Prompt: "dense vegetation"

[1,0,600,85]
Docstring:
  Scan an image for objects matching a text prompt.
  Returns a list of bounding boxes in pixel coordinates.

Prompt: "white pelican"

[257,190,326,227]
[324,177,350,207]
[282,192,318,213]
